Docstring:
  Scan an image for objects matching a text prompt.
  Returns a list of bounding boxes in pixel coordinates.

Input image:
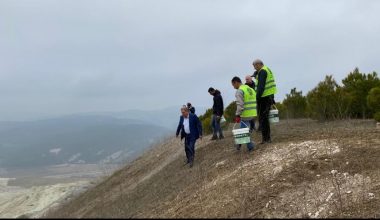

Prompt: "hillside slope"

[46,119,380,218]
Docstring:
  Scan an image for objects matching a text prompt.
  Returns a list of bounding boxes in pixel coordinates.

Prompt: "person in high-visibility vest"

[252,59,277,144]
[231,76,257,152]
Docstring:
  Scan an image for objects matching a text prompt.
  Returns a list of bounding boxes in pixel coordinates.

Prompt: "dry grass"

[45,119,380,218]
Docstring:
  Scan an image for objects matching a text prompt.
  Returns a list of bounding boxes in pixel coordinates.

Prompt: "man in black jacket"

[187,102,195,114]
[208,87,224,140]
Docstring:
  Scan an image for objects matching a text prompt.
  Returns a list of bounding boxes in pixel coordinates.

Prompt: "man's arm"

[215,95,224,116]
[256,69,267,99]
[220,96,224,116]
[176,116,183,137]
[235,90,244,116]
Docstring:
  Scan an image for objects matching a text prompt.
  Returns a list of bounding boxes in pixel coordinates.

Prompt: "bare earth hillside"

[46,119,380,218]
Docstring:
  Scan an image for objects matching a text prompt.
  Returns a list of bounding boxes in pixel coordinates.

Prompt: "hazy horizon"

[1,0,380,121]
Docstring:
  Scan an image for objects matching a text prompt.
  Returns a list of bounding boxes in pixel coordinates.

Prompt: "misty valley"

[0,110,177,217]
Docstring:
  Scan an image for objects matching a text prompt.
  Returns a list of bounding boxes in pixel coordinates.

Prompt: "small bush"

[367,87,380,112]
[374,112,380,122]
[224,101,237,123]
[201,117,212,135]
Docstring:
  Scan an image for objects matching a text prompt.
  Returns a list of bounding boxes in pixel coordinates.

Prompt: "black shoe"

[211,135,218,140]
[259,141,266,145]
[266,139,272,143]
[189,161,193,168]
[219,135,224,139]
[236,144,241,151]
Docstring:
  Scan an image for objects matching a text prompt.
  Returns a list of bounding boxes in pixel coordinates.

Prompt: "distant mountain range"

[0,106,209,169]
[71,106,209,130]
[0,115,170,168]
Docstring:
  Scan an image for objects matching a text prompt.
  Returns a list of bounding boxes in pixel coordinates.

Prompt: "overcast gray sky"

[1,0,379,121]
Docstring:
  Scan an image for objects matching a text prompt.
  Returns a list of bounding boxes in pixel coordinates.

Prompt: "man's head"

[208,87,215,96]
[252,59,264,71]
[245,75,253,84]
[231,76,242,89]
[181,105,189,118]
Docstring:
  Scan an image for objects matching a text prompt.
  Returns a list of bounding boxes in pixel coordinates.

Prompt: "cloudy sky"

[1,0,379,121]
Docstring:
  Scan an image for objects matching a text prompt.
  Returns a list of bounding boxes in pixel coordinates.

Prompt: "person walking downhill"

[252,59,277,144]
[208,87,224,140]
[176,106,203,168]
[231,76,257,152]
[245,75,256,133]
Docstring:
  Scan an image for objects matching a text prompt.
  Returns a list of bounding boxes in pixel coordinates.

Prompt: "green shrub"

[275,102,287,119]
[224,101,237,123]
[374,112,380,122]
[367,87,380,112]
[283,88,307,118]
[201,117,212,135]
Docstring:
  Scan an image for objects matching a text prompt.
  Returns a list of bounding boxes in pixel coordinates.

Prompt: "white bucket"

[269,107,279,124]
[220,116,226,124]
[232,122,251,145]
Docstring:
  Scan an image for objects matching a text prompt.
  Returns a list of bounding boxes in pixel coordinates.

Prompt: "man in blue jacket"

[176,106,203,168]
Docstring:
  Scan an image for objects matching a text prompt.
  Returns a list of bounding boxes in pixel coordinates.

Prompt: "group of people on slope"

[176,58,277,168]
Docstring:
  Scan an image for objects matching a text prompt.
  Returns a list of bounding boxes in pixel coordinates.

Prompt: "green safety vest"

[260,65,277,97]
[239,84,257,118]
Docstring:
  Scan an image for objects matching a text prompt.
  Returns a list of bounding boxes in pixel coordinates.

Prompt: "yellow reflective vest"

[260,65,277,97]
[239,85,257,118]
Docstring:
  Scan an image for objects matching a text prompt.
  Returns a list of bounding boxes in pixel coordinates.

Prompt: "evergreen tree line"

[277,68,380,122]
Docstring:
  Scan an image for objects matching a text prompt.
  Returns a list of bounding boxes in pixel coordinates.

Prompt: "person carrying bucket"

[252,59,277,144]
[176,106,203,168]
[231,76,257,152]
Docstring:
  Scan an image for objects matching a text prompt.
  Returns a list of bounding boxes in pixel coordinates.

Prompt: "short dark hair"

[208,87,215,93]
[231,76,242,83]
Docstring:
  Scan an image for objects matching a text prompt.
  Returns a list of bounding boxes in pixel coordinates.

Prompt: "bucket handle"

[233,120,249,130]
[271,104,278,110]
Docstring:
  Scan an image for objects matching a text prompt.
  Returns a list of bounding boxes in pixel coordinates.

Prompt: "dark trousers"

[184,134,196,163]
[211,114,223,137]
[258,96,272,142]
[249,119,256,132]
